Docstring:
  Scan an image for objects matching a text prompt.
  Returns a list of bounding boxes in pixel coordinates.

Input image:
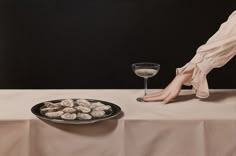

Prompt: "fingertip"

[141,95,149,98]
[163,100,168,104]
[143,98,149,102]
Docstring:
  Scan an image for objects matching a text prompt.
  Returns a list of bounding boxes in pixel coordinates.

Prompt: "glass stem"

[144,77,148,96]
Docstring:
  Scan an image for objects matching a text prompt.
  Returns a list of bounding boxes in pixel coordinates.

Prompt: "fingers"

[142,85,170,99]
[143,91,170,102]
[163,93,176,104]
[143,87,181,103]
[141,76,183,103]
[142,90,164,98]
[163,88,181,104]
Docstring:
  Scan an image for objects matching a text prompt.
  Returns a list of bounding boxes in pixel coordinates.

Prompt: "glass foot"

[136,97,145,102]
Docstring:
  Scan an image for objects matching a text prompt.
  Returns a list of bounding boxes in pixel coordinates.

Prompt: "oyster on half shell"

[44,101,60,108]
[76,106,91,113]
[61,113,77,120]
[62,107,76,113]
[61,99,74,107]
[45,111,64,118]
[40,106,60,112]
[77,113,92,120]
[76,99,91,107]
[93,105,111,111]
[90,102,105,109]
[90,110,105,118]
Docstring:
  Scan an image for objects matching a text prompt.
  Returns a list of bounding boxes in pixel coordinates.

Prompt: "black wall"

[0,0,235,89]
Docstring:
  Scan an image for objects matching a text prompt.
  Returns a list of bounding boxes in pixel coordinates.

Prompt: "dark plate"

[31,99,122,124]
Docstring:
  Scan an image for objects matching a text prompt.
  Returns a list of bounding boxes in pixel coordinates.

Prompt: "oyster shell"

[45,111,64,118]
[77,113,92,120]
[90,110,105,118]
[62,107,76,113]
[44,101,60,108]
[76,106,91,113]
[61,113,76,120]
[61,99,74,107]
[40,106,60,112]
[76,99,91,107]
[90,102,105,109]
[93,105,111,111]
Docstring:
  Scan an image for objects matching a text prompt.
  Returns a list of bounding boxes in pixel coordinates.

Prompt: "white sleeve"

[176,11,236,98]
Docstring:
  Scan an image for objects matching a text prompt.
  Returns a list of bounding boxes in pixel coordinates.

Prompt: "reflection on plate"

[31,99,121,124]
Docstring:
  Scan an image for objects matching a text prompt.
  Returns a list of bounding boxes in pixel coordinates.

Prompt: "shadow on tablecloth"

[200,90,236,102]
[33,111,124,136]
[169,90,236,104]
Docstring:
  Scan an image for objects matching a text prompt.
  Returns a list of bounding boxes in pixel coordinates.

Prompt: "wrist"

[175,73,192,84]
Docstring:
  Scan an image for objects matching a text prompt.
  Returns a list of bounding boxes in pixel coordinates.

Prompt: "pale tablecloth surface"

[0,89,236,156]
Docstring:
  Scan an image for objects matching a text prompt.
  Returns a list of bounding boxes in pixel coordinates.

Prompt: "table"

[0,89,236,156]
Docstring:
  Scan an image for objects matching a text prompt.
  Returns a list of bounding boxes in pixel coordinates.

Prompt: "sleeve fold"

[176,53,213,98]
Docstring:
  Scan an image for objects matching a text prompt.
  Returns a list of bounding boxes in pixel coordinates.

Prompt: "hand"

[142,72,193,104]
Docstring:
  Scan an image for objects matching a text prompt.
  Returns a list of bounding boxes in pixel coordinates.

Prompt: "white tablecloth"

[0,89,236,156]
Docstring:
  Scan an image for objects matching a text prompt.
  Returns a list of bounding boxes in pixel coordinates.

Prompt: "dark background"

[0,0,235,89]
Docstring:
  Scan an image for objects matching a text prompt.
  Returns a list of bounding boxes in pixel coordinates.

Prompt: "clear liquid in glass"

[134,68,159,78]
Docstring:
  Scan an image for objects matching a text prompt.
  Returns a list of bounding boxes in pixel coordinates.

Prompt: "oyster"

[93,105,111,111]
[61,113,76,120]
[77,113,92,120]
[40,107,60,112]
[90,102,105,109]
[44,101,60,108]
[62,107,76,113]
[76,106,91,113]
[61,99,74,107]
[45,111,64,118]
[76,99,91,107]
[90,110,105,118]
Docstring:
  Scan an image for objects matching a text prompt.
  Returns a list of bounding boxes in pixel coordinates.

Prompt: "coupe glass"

[132,62,160,101]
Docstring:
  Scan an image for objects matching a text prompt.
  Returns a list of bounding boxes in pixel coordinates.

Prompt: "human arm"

[143,10,236,103]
